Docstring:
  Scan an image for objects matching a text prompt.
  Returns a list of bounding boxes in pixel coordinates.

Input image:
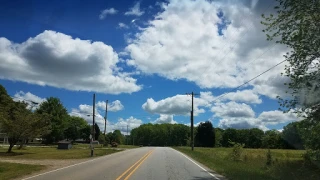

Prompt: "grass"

[0,162,45,180]
[0,146,122,159]
[174,147,320,180]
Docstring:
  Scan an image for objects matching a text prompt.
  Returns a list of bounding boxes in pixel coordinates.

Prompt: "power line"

[212,59,287,102]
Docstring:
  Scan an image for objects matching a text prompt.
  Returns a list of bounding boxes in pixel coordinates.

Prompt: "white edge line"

[173,148,220,180]
[22,149,131,180]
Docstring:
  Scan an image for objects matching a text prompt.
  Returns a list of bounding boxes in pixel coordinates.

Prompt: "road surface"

[23,147,225,180]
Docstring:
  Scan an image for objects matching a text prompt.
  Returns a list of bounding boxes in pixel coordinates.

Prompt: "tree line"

[128,121,306,150]
[0,84,125,152]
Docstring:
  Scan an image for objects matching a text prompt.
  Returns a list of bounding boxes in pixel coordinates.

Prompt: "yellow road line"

[116,150,152,180]
[123,150,154,180]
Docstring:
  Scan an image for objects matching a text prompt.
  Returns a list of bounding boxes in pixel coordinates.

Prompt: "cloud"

[142,93,212,116]
[96,100,124,112]
[70,104,106,129]
[109,116,143,134]
[153,114,177,124]
[0,30,141,94]
[213,101,299,130]
[125,2,144,16]
[118,22,129,29]
[99,8,118,19]
[211,101,255,118]
[13,91,46,110]
[258,110,298,125]
[125,0,288,99]
[219,89,262,104]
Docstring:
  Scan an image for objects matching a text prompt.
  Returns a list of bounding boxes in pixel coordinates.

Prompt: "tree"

[221,128,238,147]
[112,130,124,144]
[94,123,101,140]
[262,0,320,152]
[262,130,282,149]
[214,128,223,147]
[80,125,91,142]
[195,121,215,147]
[0,85,50,152]
[65,116,88,142]
[98,133,106,145]
[36,97,69,143]
[282,121,304,149]
[247,128,264,148]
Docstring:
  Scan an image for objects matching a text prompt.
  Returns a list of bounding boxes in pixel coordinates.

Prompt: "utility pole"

[92,93,96,141]
[186,92,199,151]
[127,125,129,145]
[104,100,108,135]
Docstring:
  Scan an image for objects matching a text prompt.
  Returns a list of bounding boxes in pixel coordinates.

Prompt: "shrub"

[229,140,245,161]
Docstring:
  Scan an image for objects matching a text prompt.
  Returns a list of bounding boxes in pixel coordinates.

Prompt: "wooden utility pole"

[127,125,129,145]
[104,100,108,135]
[186,92,199,151]
[92,93,96,141]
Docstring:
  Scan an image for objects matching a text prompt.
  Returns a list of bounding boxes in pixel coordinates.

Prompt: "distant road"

[23,147,224,180]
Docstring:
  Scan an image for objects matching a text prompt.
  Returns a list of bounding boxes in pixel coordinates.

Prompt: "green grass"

[174,147,320,180]
[0,146,122,159]
[0,162,45,180]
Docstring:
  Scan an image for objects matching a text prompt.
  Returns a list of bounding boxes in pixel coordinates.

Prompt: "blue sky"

[0,0,299,133]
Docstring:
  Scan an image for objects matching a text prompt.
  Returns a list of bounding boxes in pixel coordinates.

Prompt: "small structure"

[57,141,72,149]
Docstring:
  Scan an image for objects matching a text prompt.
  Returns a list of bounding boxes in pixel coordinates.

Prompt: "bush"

[266,149,272,166]
[98,134,106,145]
[229,140,245,161]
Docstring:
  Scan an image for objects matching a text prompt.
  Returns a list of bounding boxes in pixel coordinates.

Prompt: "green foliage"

[195,121,215,147]
[266,149,272,166]
[80,125,91,141]
[221,128,238,147]
[282,121,304,149]
[131,123,190,146]
[262,0,320,152]
[0,85,50,152]
[98,133,106,145]
[65,116,88,142]
[214,128,223,147]
[175,147,317,180]
[94,123,100,140]
[229,140,245,161]
[36,97,69,143]
[262,130,282,149]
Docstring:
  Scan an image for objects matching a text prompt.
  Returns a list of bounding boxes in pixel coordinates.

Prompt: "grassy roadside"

[0,162,45,180]
[174,147,320,180]
[0,146,122,159]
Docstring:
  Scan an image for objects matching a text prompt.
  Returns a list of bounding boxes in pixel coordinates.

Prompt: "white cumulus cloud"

[13,91,46,110]
[0,30,141,94]
[125,0,288,99]
[153,114,177,124]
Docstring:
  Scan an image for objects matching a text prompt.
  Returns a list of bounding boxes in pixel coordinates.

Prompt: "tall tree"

[0,85,50,152]
[282,121,304,149]
[262,0,320,152]
[195,121,215,147]
[65,116,88,142]
[36,97,68,143]
[221,128,238,147]
[94,123,101,140]
[262,130,282,149]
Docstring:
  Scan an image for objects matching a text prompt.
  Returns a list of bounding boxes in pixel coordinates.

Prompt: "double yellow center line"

[116,150,154,180]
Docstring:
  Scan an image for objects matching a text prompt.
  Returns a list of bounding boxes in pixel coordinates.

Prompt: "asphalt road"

[23,147,224,180]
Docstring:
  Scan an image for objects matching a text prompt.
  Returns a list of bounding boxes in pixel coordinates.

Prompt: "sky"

[0,0,300,134]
